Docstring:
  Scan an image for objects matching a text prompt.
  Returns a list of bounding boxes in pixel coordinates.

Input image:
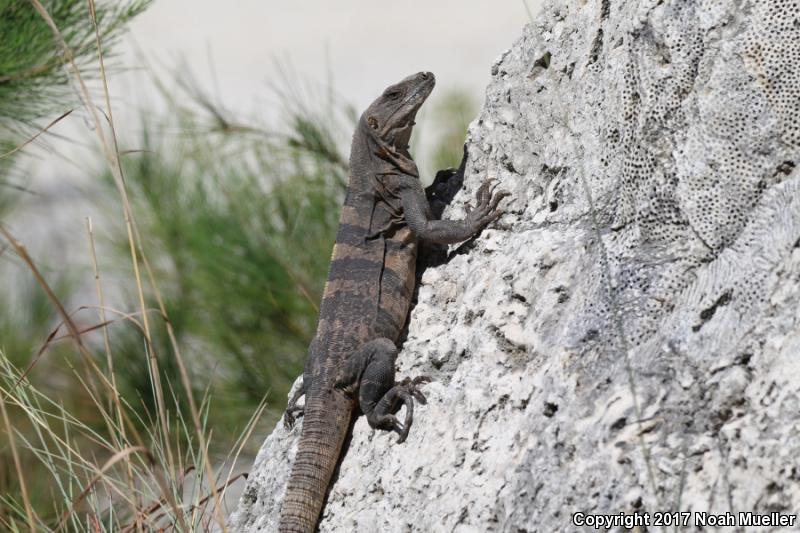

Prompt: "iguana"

[278,71,508,532]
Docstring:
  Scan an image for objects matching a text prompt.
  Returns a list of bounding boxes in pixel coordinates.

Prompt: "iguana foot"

[465,178,511,232]
[284,406,304,429]
[283,379,306,429]
[398,375,432,390]
[395,375,431,409]
[368,375,431,443]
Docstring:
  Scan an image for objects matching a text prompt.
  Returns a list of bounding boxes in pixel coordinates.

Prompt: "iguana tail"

[279,391,352,533]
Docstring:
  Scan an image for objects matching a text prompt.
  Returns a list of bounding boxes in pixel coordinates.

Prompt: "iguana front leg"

[401,179,509,244]
[335,338,430,443]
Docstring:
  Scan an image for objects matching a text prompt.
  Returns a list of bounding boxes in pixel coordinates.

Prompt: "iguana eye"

[383,90,402,99]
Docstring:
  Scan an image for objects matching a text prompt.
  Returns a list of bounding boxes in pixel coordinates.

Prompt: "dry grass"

[0,1,265,530]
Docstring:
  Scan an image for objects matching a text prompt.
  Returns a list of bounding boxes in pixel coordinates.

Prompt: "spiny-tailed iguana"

[278,71,508,532]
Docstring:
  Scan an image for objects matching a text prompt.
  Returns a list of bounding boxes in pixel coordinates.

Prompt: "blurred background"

[0,0,539,529]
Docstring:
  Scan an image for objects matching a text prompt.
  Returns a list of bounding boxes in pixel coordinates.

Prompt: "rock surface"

[232,0,800,530]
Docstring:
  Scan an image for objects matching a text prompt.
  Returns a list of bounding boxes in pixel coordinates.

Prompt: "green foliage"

[0,273,74,368]
[0,139,14,216]
[0,0,151,221]
[0,0,150,128]
[429,88,478,171]
[101,88,351,426]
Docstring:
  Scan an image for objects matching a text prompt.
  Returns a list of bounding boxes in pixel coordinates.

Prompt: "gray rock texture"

[232,0,800,530]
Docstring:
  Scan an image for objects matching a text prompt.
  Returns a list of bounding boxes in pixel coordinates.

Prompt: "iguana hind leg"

[335,338,430,443]
[283,377,306,429]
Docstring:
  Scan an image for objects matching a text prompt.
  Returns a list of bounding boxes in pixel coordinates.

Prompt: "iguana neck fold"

[359,114,420,179]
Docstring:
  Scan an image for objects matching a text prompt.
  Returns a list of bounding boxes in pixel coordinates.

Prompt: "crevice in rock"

[588,28,605,66]
[692,289,733,332]
[529,51,552,79]
[600,0,611,20]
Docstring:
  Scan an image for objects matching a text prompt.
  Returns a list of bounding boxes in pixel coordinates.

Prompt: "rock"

[232,0,800,530]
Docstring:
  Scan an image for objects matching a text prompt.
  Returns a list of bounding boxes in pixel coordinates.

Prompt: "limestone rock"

[232,0,800,530]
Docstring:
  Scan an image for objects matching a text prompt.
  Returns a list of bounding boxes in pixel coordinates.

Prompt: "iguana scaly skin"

[278,72,508,532]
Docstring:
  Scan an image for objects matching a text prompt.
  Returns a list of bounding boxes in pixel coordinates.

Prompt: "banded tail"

[279,391,352,532]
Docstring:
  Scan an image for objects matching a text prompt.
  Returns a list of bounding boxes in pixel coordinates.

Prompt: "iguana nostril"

[420,72,429,79]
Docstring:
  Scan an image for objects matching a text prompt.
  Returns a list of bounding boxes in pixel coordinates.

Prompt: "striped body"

[278,126,420,532]
[318,197,418,345]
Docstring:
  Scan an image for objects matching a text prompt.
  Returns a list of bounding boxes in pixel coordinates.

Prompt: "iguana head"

[362,71,435,154]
